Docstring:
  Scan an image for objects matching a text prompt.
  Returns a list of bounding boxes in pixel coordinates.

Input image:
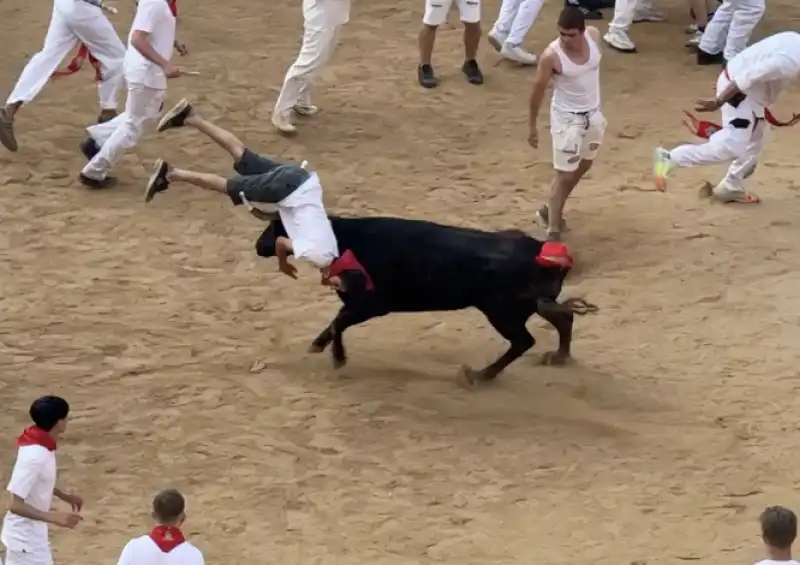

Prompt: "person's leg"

[603,0,638,52]
[459,0,484,85]
[501,0,542,65]
[419,0,451,88]
[722,0,763,61]
[632,0,665,22]
[489,0,522,49]
[686,0,709,48]
[80,83,164,188]
[296,24,342,116]
[697,0,732,63]
[0,7,79,151]
[272,0,337,134]
[71,7,125,122]
[713,119,766,203]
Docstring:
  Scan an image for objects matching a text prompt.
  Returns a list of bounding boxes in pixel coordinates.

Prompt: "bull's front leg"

[308,305,381,369]
[536,304,574,366]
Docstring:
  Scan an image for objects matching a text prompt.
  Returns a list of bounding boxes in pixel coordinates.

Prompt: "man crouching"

[143,99,370,291]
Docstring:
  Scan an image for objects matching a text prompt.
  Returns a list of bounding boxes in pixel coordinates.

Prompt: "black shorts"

[225,148,309,206]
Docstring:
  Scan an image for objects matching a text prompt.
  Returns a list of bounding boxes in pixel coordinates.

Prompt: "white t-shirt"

[116,535,204,565]
[727,31,800,107]
[277,173,339,269]
[124,0,176,89]
[0,446,57,553]
[753,559,800,565]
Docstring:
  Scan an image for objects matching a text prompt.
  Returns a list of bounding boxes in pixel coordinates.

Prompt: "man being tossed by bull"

[143,99,371,291]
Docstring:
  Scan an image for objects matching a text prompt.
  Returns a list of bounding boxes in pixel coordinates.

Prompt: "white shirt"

[124,0,176,89]
[1,446,57,553]
[116,535,205,565]
[727,31,800,107]
[753,559,800,565]
[549,31,602,113]
[277,173,339,269]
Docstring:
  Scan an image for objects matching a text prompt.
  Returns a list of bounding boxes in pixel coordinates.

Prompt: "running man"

[654,31,800,203]
[114,489,204,565]
[144,99,340,280]
[487,0,544,65]
[528,6,606,242]
[77,0,181,189]
[271,0,350,134]
[0,0,125,152]
[1,396,83,565]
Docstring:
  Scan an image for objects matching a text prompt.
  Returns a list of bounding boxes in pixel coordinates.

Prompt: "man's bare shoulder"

[586,26,602,44]
[540,45,560,71]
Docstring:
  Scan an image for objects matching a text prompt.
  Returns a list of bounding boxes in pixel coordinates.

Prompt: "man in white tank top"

[527,6,605,242]
[653,31,800,204]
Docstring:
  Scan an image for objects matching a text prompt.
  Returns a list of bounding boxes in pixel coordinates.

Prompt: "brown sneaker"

[0,108,18,152]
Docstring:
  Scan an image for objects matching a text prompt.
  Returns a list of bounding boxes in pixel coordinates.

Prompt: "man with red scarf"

[114,489,204,565]
[1,396,83,565]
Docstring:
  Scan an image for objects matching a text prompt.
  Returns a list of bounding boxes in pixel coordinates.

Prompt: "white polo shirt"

[116,534,204,565]
[1,445,57,554]
[727,31,800,107]
[277,173,339,269]
[124,0,176,89]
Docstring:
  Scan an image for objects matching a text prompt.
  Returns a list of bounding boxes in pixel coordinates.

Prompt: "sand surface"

[2,0,800,563]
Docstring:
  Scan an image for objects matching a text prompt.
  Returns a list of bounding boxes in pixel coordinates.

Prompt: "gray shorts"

[225,148,311,206]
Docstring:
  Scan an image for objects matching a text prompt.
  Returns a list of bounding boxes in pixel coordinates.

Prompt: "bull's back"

[332,217,541,311]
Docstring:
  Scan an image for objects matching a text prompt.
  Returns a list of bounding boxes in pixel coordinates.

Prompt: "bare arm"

[529,48,556,132]
[586,25,601,46]
[9,494,57,524]
[131,31,171,69]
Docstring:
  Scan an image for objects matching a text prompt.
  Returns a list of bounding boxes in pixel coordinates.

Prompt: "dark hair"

[153,489,186,522]
[760,506,797,549]
[30,396,70,431]
[557,6,586,31]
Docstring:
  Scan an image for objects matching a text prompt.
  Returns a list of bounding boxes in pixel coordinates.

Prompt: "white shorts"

[423,0,481,26]
[550,107,606,172]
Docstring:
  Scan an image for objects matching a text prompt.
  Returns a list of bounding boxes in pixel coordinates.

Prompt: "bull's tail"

[538,297,599,315]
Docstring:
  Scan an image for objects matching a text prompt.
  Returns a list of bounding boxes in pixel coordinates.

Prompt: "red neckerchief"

[149,525,186,553]
[52,0,178,83]
[16,426,57,451]
[322,249,374,291]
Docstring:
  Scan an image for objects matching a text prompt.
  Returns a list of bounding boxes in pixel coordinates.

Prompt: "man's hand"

[694,98,721,113]
[52,512,83,529]
[528,126,538,148]
[174,41,188,56]
[62,492,83,512]
[163,63,182,79]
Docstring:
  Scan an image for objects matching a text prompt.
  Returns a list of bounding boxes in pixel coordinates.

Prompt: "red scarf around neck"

[149,525,186,553]
[16,426,57,451]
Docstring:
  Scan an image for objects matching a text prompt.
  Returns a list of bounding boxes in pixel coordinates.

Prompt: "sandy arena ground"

[2,0,800,562]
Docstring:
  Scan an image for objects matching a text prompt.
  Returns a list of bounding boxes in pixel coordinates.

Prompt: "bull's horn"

[301,160,309,170]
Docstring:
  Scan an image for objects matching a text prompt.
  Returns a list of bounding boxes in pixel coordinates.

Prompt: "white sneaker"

[488,29,508,52]
[293,104,319,117]
[603,30,636,52]
[271,113,296,134]
[685,23,699,34]
[500,44,537,65]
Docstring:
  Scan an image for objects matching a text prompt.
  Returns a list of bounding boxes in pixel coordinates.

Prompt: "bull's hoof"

[457,365,487,389]
[308,343,325,354]
[332,356,347,370]
[540,350,571,366]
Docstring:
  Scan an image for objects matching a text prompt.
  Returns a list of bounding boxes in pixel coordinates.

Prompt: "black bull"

[254,214,597,385]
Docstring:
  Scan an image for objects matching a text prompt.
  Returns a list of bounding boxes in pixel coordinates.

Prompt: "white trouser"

[698,0,764,60]
[82,81,165,179]
[2,547,53,565]
[608,0,653,32]
[6,1,124,111]
[491,0,544,46]
[423,0,482,26]
[669,71,766,188]
[550,106,607,172]
[273,0,348,118]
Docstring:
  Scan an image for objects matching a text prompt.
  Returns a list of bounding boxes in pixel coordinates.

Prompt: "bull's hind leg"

[536,304,574,366]
[460,308,535,386]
